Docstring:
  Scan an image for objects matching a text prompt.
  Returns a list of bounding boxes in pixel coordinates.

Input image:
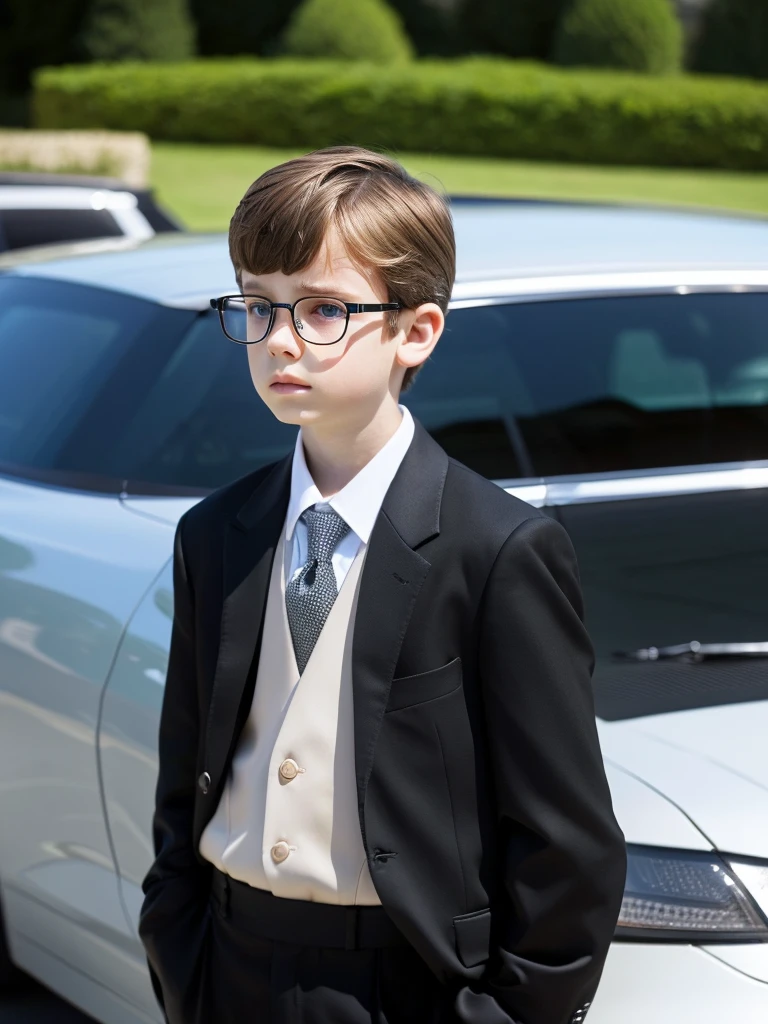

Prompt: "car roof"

[0,185,143,210]
[0,171,141,191]
[2,199,768,308]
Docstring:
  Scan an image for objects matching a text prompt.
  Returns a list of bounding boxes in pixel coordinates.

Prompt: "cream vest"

[198,516,381,905]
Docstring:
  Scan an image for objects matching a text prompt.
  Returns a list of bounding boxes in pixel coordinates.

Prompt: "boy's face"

[239,228,437,432]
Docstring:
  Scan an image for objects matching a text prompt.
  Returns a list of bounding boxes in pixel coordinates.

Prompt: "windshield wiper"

[613,641,768,662]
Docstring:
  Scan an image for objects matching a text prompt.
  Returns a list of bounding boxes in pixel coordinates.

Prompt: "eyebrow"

[241,277,360,302]
[297,279,363,301]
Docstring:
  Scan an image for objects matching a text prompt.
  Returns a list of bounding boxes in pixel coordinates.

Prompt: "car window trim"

[450,271,768,307]
[149,273,768,313]
[544,461,768,505]
[7,459,767,506]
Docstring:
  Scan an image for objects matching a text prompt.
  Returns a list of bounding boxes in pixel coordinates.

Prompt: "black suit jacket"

[139,416,627,1024]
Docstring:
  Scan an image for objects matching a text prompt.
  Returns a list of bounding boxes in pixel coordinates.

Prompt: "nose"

[265,306,302,356]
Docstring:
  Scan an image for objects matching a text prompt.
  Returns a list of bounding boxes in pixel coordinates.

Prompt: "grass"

[151,142,768,231]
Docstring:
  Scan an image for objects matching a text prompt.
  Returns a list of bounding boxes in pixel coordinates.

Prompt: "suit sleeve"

[138,510,212,1023]
[461,514,627,1024]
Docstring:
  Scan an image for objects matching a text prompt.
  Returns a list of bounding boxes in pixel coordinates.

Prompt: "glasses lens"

[294,297,348,345]
[221,296,271,343]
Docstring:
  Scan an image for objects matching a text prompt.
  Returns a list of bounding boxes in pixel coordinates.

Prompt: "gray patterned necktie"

[285,505,352,675]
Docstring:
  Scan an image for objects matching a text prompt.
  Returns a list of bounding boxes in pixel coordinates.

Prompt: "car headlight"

[615,843,768,942]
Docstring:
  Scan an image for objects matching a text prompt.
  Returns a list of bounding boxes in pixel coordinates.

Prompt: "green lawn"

[152,142,768,231]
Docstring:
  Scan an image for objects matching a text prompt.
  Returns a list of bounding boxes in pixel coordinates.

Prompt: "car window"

[0,209,124,251]
[428,293,768,477]
[104,314,298,490]
[85,293,768,492]
[403,305,534,479]
[0,276,187,484]
[7,287,767,494]
[104,308,531,491]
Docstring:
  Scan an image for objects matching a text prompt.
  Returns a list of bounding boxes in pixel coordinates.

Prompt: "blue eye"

[316,303,345,319]
[248,302,271,319]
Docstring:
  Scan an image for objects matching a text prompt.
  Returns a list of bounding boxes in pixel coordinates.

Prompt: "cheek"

[331,331,393,384]
[247,346,269,393]
[326,347,386,397]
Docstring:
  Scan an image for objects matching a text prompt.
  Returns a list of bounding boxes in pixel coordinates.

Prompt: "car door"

[0,274,193,1022]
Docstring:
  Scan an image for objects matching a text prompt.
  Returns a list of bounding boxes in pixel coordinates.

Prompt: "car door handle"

[612,640,768,662]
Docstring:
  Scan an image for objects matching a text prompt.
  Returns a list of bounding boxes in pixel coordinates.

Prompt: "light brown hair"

[228,146,455,392]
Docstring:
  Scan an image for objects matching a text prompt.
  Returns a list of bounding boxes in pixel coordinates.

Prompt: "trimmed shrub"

[692,0,768,81]
[80,0,196,63]
[461,0,568,60]
[280,0,415,63]
[32,57,768,171]
[552,0,683,74]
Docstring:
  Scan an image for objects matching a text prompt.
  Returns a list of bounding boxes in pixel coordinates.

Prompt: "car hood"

[597,699,768,858]
[120,495,201,527]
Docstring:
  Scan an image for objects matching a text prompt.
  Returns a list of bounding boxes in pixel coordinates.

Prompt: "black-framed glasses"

[209,294,401,346]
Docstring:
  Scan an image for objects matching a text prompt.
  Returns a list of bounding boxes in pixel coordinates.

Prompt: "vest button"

[271,841,291,863]
[279,758,301,781]
[198,771,211,795]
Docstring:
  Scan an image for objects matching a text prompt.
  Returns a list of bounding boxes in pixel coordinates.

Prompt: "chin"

[267,403,319,427]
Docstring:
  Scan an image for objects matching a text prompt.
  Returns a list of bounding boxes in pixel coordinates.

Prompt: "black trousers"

[198,870,452,1024]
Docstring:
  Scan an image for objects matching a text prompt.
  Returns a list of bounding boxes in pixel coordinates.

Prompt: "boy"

[139,146,627,1024]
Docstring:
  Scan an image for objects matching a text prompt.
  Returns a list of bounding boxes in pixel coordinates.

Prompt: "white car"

[0,199,767,1022]
[0,172,182,253]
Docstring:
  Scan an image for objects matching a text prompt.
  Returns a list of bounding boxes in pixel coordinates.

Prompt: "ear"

[394,302,445,372]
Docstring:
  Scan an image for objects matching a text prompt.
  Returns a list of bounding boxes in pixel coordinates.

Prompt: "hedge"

[32,57,768,171]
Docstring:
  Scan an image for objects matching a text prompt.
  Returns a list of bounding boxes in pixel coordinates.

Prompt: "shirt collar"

[285,404,415,545]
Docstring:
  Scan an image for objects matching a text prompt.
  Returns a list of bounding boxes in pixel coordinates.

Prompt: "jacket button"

[278,758,304,781]
[271,841,291,863]
[198,771,211,795]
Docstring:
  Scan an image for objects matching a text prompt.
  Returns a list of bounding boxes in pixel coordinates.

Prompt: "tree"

[280,0,415,63]
[0,0,90,93]
[691,0,768,80]
[80,0,195,62]
[189,0,303,57]
[459,0,568,60]
[552,0,683,74]
[387,0,463,56]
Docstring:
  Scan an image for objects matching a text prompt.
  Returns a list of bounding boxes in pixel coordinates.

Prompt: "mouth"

[270,379,312,393]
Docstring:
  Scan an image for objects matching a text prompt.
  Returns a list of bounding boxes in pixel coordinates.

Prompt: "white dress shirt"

[283,404,415,588]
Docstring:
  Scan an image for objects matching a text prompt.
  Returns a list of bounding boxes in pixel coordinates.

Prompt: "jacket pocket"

[386,655,462,713]
[453,907,491,968]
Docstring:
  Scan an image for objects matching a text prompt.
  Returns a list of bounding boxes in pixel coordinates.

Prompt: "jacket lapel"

[204,454,292,797]
[350,419,449,839]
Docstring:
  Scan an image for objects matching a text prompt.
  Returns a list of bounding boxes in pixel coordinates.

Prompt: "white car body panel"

[599,706,768,857]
